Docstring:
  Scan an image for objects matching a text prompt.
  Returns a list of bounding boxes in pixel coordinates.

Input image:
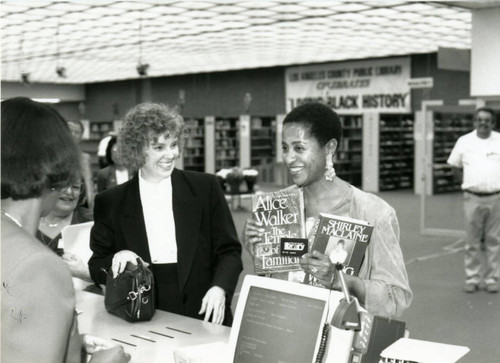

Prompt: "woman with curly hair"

[88,103,242,326]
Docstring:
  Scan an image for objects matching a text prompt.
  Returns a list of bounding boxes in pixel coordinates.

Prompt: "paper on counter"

[380,337,470,363]
[61,221,94,263]
[173,341,231,363]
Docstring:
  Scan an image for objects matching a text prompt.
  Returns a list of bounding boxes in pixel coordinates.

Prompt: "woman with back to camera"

[88,102,243,326]
[1,97,129,363]
[244,103,412,318]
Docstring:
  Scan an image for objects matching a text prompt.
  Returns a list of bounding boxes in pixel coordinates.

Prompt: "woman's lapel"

[117,171,203,290]
[171,169,202,290]
[119,176,152,262]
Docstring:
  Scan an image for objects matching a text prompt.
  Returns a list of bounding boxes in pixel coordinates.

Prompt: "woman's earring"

[325,153,336,181]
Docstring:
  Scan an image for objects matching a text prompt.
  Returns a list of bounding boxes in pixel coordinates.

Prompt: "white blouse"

[138,171,177,263]
[115,168,129,186]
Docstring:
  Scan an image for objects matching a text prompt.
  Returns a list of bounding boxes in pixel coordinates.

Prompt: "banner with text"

[285,57,411,114]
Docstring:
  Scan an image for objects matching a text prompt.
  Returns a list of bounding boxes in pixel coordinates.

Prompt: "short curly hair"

[1,97,80,200]
[283,102,342,149]
[117,103,185,171]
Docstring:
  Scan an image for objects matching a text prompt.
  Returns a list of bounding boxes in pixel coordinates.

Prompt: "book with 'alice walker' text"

[303,213,373,286]
[251,188,306,274]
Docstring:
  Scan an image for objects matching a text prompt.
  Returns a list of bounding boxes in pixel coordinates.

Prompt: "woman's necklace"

[39,230,56,247]
[1,210,23,227]
[41,215,69,228]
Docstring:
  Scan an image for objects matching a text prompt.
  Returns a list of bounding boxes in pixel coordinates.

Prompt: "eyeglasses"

[50,184,82,194]
[63,184,82,193]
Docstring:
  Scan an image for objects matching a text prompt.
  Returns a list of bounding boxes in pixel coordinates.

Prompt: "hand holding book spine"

[251,188,306,274]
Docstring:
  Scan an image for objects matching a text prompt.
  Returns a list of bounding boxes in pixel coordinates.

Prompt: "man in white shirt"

[448,107,500,293]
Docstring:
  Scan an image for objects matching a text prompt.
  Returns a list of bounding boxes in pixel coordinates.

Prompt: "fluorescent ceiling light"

[32,98,61,103]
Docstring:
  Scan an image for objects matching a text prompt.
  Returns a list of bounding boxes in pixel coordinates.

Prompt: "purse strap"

[101,257,148,281]
[101,267,113,278]
[136,257,145,268]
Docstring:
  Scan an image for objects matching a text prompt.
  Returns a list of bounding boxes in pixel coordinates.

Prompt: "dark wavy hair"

[105,136,118,166]
[1,97,80,200]
[283,103,342,150]
[117,103,185,171]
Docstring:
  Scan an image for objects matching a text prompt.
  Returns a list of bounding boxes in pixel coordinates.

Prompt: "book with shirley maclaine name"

[251,188,306,274]
[303,213,374,286]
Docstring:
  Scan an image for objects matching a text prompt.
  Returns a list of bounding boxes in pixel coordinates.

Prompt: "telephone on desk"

[325,263,407,363]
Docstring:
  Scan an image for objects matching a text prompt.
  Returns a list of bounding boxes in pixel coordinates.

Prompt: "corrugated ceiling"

[1,1,473,84]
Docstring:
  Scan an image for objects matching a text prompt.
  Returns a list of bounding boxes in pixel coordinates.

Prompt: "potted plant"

[226,167,244,194]
[215,168,232,192]
[242,169,259,193]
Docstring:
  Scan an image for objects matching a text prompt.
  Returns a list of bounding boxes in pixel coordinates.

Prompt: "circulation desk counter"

[75,290,230,363]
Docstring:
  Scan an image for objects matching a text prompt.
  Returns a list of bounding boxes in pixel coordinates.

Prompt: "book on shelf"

[303,213,373,285]
[251,188,306,274]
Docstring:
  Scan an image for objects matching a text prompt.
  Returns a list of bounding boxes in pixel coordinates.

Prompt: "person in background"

[97,132,116,169]
[244,102,412,318]
[37,176,92,253]
[96,136,132,193]
[88,102,243,326]
[448,107,500,293]
[68,119,95,209]
[36,175,96,285]
[1,97,129,363]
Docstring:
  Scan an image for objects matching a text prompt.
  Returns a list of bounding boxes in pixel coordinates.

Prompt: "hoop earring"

[325,153,336,181]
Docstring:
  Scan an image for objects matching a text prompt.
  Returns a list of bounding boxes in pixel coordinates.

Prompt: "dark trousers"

[151,263,234,326]
[151,263,184,315]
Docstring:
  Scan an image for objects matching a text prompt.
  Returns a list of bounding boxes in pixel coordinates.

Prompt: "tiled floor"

[228,185,500,362]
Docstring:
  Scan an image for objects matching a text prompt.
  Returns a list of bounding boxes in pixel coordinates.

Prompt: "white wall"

[471,7,500,97]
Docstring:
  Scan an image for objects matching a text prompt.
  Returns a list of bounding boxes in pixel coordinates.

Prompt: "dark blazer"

[88,169,242,323]
[96,165,132,193]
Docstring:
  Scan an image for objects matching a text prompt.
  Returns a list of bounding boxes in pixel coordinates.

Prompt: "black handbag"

[103,258,156,322]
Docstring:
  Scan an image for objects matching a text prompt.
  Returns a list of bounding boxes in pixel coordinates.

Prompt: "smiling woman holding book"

[244,103,412,318]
